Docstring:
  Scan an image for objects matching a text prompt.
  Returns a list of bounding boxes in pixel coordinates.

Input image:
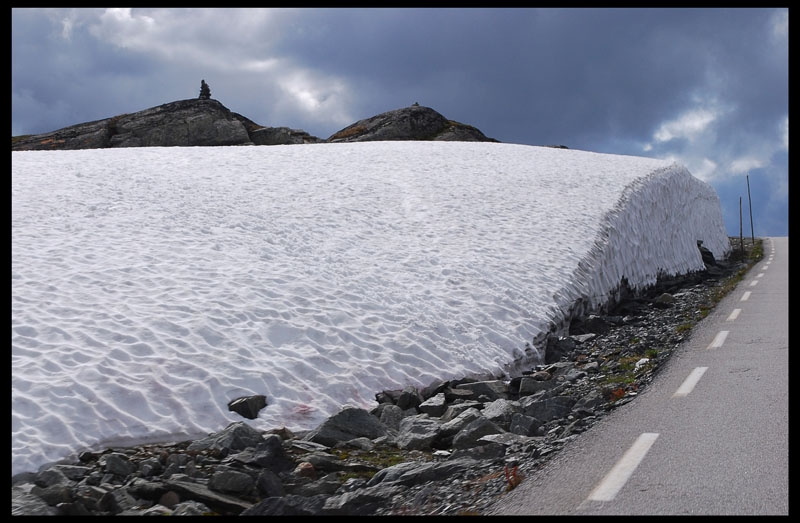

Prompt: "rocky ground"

[370,238,761,516]
[11,238,761,516]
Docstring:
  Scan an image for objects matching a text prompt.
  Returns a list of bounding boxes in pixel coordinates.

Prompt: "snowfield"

[12,141,729,476]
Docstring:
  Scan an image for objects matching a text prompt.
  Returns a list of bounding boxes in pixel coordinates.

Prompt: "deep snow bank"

[11,142,730,476]
[555,162,730,327]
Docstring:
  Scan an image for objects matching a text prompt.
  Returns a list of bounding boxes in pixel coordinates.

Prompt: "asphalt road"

[488,237,788,516]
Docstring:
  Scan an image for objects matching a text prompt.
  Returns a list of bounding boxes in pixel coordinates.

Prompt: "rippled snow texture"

[11,142,729,475]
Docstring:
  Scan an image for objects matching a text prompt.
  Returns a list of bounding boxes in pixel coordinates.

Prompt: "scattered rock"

[228,395,267,420]
[698,239,717,266]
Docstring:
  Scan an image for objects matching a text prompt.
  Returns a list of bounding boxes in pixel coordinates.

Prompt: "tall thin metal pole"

[739,197,744,259]
[746,174,754,242]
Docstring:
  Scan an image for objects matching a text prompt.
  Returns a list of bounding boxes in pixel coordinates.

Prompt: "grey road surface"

[488,237,788,516]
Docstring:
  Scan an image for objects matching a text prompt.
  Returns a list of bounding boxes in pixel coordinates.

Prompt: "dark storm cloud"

[269,8,753,149]
[12,9,161,134]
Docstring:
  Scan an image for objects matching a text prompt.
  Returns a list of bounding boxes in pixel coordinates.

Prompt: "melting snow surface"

[11,141,729,475]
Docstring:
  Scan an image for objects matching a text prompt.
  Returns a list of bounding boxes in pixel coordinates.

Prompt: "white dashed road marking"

[726,309,741,321]
[749,280,759,287]
[673,367,708,398]
[587,433,660,502]
[740,291,751,301]
[707,330,729,349]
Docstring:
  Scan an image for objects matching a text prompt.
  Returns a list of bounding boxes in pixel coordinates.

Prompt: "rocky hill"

[327,104,498,143]
[10,99,322,151]
[11,99,496,151]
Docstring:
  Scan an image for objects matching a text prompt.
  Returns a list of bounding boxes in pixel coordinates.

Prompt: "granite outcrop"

[11,99,493,151]
[326,104,498,143]
[11,99,263,151]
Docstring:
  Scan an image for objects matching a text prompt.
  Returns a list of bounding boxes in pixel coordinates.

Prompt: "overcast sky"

[12,8,788,236]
